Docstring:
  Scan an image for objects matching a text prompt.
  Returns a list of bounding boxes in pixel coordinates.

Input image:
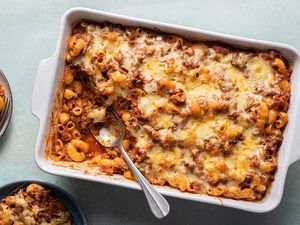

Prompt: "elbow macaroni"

[275,112,288,128]
[66,142,86,162]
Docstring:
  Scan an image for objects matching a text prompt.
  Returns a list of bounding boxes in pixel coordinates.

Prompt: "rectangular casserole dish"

[31,7,300,213]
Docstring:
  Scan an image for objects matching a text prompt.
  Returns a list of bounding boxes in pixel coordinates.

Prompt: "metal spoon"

[90,111,170,218]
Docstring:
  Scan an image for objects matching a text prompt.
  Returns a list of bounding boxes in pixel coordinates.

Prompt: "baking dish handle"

[31,55,56,120]
[290,128,300,165]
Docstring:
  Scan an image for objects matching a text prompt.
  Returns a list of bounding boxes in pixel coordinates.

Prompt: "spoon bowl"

[95,124,124,147]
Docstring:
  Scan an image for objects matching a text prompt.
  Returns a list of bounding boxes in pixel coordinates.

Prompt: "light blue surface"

[0,1,300,224]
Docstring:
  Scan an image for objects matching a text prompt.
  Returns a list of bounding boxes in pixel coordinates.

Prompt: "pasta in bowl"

[0,82,6,113]
[45,21,291,201]
[0,69,13,138]
[0,183,72,225]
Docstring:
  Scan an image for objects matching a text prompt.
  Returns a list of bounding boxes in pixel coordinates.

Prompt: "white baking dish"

[31,7,300,213]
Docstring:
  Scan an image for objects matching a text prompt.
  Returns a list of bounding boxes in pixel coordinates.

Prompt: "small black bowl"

[0,180,88,225]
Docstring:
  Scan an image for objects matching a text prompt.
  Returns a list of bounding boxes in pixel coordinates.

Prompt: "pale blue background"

[0,1,299,224]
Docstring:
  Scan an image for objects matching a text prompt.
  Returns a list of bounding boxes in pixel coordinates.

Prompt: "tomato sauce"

[82,131,105,160]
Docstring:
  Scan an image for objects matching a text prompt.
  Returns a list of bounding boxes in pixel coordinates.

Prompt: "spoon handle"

[119,144,170,218]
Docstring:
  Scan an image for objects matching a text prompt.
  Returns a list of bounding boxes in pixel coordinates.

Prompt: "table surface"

[0,0,300,224]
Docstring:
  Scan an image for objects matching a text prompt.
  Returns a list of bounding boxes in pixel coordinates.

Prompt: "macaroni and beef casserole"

[46,21,292,201]
[0,184,72,225]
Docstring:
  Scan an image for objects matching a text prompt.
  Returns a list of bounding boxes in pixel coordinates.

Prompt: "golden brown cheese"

[46,21,292,201]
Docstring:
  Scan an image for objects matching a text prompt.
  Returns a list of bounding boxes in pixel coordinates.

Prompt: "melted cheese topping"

[54,22,291,201]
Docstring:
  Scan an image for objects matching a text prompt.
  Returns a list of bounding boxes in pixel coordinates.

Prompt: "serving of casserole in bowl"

[0,181,87,225]
[31,7,300,212]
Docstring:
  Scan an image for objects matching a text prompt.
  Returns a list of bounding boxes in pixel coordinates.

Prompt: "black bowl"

[0,180,88,225]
